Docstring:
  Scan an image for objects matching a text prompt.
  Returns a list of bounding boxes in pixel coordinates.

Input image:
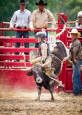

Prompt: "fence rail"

[0,13,82,91]
[0,37,38,43]
[0,61,31,67]
[0,47,38,53]
[0,55,29,60]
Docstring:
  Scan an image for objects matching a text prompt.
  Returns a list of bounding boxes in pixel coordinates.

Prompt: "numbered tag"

[41,43,47,60]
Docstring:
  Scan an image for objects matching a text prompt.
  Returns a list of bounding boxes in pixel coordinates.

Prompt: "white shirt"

[10,9,31,28]
[75,22,82,28]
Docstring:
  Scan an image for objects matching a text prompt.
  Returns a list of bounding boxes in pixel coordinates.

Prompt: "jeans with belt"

[15,31,29,55]
[72,60,82,95]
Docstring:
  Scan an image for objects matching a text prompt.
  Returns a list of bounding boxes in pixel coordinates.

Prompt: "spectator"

[75,11,82,36]
[69,28,82,95]
[75,11,82,28]
[10,0,31,55]
[30,0,55,48]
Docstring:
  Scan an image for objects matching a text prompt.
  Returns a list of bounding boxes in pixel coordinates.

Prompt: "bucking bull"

[22,17,69,101]
[22,39,69,101]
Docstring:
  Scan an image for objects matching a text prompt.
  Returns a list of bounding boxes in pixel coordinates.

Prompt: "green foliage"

[0,0,18,22]
[0,0,82,22]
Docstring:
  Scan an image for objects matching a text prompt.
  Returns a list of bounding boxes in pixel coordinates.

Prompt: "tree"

[0,0,82,22]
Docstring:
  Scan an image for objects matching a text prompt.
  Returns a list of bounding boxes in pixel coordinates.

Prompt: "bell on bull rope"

[41,43,48,61]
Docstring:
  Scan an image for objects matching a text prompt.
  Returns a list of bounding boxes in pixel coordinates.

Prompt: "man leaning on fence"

[75,11,82,36]
[9,0,31,56]
[30,0,56,48]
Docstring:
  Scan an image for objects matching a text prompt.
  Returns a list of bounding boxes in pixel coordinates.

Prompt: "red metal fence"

[0,13,82,92]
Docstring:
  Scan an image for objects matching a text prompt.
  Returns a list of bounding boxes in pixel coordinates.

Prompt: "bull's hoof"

[58,84,64,88]
[51,98,54,102]
[35,98,40,101]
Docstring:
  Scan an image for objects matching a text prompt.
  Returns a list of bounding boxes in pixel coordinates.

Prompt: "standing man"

[70,29,82,95]
[75,11,82,36]
[75,11,82,28]
[30,0,55,48]
[10,0,31,55]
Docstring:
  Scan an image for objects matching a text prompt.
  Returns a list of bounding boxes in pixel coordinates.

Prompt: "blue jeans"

[72,60,82,95]
[15,31,29,54]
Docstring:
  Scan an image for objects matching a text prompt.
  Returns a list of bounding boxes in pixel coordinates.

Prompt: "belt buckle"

[22,26,24,29]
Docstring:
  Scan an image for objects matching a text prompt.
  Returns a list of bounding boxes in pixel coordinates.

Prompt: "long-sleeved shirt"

[10,9,31,28]
[70,39,82,62]
[75,20,82,36]
[75,22,82,28]
[30,9,55,29]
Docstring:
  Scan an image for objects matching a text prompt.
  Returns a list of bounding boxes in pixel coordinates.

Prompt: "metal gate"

[0,13,82,92]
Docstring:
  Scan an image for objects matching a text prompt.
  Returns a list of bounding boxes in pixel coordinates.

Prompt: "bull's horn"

[21,67,32,71]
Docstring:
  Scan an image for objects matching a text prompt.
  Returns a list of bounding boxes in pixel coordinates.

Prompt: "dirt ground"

[0,90,82,115]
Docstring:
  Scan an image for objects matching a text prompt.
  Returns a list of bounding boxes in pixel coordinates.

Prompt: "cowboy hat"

[36,0,47,5]
[77,11,82,17]
[70,28,78,34]
[70,28,80,37]
[19,0,28,5]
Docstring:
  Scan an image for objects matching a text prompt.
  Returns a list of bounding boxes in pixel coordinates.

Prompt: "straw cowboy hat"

[70,29,78,34]
[36,0,47,5]
[70,28,80,37]
[19,0,28,4]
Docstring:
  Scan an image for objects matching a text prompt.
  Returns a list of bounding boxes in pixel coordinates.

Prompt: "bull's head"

[26,65,44,84]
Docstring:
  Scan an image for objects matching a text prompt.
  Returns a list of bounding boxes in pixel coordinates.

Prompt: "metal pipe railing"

[0,28,58,32]
[0,27,82,32]
[0,37,38,43]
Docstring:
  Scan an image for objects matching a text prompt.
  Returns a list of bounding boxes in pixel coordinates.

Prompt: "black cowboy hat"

[36,0,47,5]
[19,0,28,4]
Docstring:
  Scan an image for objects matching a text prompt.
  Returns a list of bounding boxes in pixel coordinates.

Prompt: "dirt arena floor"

[0,90,82,115]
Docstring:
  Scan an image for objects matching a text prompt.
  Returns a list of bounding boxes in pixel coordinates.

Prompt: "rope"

[46,74,64,88]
